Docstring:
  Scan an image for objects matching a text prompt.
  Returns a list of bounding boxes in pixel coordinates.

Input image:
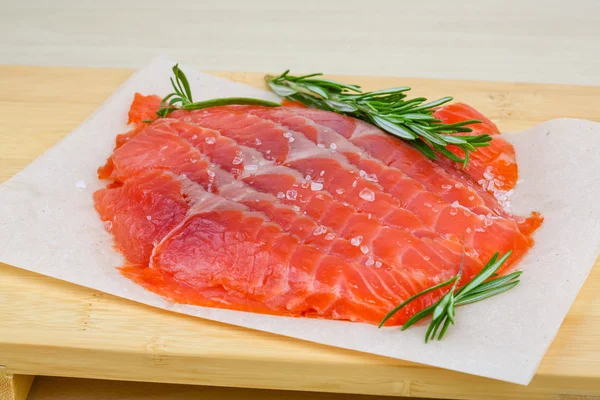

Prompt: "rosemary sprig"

[265,71,492,167]
[378,250,520,342]
[155,64,280,118]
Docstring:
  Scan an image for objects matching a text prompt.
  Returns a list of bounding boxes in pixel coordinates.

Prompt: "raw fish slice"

[169,106,533,271]
[104,170,426,325]
[102,120,473,293]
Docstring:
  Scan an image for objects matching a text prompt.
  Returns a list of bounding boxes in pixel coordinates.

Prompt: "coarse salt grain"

[311,182,323,191]
[286,190,297,200]
[103,220,112,232]
[359,188,375,202]
[350,236,363,246]
[313,225,327,236]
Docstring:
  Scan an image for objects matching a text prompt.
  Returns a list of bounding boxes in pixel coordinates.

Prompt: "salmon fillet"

[93,93,543,326]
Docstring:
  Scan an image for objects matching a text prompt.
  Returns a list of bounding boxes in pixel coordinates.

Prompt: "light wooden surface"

[1,1,600,86]
[27,377,429,400]
[1,66,600,400]
[0,369,34,400]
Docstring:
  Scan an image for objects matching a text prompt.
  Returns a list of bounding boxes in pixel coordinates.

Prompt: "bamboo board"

[1,66,600,400]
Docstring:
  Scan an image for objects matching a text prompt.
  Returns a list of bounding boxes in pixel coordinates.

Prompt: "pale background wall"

[2,0,599,85]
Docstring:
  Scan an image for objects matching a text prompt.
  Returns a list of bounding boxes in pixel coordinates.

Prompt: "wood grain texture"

[2,1,600,86]
[1,66,600,399]
[27,377,429,400]
[0,369,34,400]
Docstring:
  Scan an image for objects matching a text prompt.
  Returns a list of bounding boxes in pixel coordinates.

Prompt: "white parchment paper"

[1,57,599,385]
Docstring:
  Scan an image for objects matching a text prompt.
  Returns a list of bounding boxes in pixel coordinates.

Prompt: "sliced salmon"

[92,93,543,326]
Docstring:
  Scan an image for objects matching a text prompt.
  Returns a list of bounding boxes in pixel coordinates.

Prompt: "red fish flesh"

[93,93,542,326]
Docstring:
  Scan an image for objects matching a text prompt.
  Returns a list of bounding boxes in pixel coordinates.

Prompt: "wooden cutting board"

[1,66,600,400]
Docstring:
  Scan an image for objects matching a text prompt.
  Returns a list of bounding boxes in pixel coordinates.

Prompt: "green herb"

[378,250,520,342]
[155,64,280,119]
[265,71,492,167]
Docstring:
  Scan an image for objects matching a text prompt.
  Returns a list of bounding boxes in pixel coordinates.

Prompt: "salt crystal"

[190,159,197,164]
[232,156,243,165]
[375,261,382,268]
[291,205,301,212]
[484,218,493,227]
[313,225,328,236]
[288,137,295,143]
[283,132,293,138]
[325,232,336,241]
[366,173,378,182]
[311,182,323,191]
[160,145,168,150]
[365,257,375,267]
[442,184,452,190]
[255,138,262,145]
[276,192,285,199]
[301,181,310,189]
[455,183,463,188]
[350,236,363,246]
[146,216,152,221]
[286,190,297,200]
[360,245,369,254]
[103,220,112,232]
[305,174,312,181]
[336,188,345,195]
[205,137,216,144]
[317,143,326,148]
[423,256,430,261]
[244,164,258,172]
[475,227,485,232]
[424,202,432,208]
[352,180,358,188]
[483,166,494,180]
[265,149,271,154]
[452,201,460,207]
[180,174,187,179]
[468,195,475,201]
[75,180,86,190]
[320,170,325,176]
[191,135,198,140]
[207,170,215,178]
[449,208,458,216]
[368,213,372,219]
[359,188,375,202]
[478,214,485,220]
[316,194,324,200]
[329,143,337,151]
[466,227,472,233]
